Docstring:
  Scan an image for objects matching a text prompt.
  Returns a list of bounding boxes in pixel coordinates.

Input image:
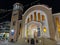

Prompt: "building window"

[34,12,36,21]
[55,17,59,25]
[58,26,60,32]
[43,27,46,33]
[13,21,16,26]
[26,30,28,38]
[20,23,21,28]
[55,17,60,38]
[58,26,60,38]
[13,13,17,16]
[38,13,40,22]
[42,15,45,21]
[31,15,33,21]
[27,18,29,23]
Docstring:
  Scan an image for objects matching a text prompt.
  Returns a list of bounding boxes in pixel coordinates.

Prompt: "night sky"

[0,0,59,22]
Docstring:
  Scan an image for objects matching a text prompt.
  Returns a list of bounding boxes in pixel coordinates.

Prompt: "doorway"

[25,23,40,45]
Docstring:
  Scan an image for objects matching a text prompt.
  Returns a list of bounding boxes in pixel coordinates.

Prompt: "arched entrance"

[25,21,42,44]
[25,21,42,38]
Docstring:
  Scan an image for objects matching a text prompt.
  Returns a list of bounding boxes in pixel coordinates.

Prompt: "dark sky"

[0,0,59,22]
[53,0,60,13]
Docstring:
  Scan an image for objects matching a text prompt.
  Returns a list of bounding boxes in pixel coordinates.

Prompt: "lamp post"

[10,29,15,36]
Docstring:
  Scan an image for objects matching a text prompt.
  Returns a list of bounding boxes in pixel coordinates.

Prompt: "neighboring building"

[0,21,10,40]
[0,21,10,33]
[9,3,60,45]
[53,13,60,44]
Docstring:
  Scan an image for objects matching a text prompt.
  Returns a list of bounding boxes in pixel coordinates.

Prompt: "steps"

[56,40,60,45]
[38,37,57,45]
[15,36,57,45]
[16,36,29,45]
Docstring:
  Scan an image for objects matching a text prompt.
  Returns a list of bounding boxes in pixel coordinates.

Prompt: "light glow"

[33,29,38,32]
[11,29,14,32]
[43,27,46,33]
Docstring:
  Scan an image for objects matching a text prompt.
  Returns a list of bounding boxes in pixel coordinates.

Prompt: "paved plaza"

[0,40,15,45]
[0,39,59,45]
[0,40,28,45]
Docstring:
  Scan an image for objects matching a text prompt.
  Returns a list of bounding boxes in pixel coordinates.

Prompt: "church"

[9,3,60,45]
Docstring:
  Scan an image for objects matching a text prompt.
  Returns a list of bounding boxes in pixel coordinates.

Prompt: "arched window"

[26,30,28,38]
[58,25,60,38]
[42,15,45,21]
[55,17,59,25]
[19,23,21,35]
[55,17,60,38]
[13,21,16,26]
[58,25,60,32]
[30,15,33,21]
[38,13,40,22]
[20,23,21,28]
[27,18,29,23]
[34,12,36,21]
[55,17,59,22]
[43,27,46,33]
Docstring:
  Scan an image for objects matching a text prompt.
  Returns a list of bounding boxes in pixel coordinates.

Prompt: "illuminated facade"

[9,3,60,45]
[53,13,60,44]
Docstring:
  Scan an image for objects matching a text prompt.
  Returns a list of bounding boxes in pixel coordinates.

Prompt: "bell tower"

[9,3,23,42]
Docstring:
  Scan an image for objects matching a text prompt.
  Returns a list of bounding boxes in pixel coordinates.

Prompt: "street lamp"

[11,29,14,32]
[10,29,15,36]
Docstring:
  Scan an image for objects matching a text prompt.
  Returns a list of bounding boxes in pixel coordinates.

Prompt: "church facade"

[9,3,60,45]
